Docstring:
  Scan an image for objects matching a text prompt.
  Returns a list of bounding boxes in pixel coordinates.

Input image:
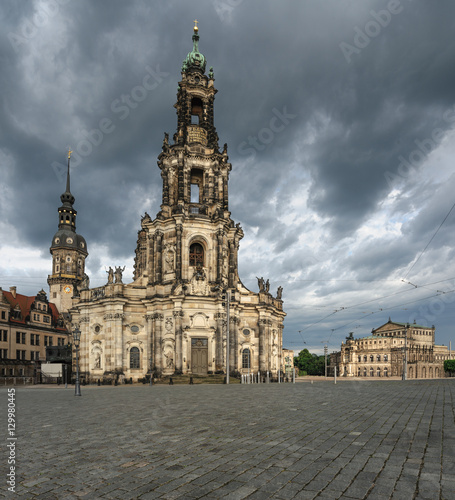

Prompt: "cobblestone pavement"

[2,379,455,499]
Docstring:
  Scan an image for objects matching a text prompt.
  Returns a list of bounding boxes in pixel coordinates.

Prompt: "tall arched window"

[242,348,251,369]
[191,97,203,124]
[130,347,140,369]
[189,243,204,267]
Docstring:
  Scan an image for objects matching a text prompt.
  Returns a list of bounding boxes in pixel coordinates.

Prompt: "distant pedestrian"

[169,377,173,385]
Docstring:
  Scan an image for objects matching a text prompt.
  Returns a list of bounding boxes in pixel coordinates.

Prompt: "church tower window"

[191,97,203,124]
[189,243,204,267]
[130,347,140,369]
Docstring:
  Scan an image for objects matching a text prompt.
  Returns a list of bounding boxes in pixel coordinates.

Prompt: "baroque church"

[47,25,286,382]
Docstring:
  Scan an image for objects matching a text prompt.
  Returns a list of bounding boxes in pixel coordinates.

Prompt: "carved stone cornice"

[79,316,90,324]
[145,314,154,321]
[173,310,184,318]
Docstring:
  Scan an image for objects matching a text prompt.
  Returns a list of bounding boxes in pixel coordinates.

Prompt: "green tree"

[294,349,325,376]
[444,359,455,375]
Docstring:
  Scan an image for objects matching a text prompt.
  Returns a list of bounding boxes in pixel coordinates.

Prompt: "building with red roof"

[0,286,69,383]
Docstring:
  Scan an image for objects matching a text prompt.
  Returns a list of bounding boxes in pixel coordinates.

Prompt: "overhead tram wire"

[293,277,455,336]
[329,289,455,335]
[403,199,455,280]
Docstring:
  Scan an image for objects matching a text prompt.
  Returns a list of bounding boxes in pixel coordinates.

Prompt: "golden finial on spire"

[193,19,199,32]
[68,147,73,160]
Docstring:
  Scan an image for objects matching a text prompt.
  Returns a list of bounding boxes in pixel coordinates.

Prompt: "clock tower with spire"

[48,150,88,313]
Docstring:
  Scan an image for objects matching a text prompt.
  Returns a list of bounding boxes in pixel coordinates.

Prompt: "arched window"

[369,367,374,377]
[376,355,381,362]
[370,355,374,362]
[384,367,388,377]
[363,367,367,377]
[130,347,140,369]
[191,97,203,124]
[189,243,204,267]
[358,355,361,362]
[377,367,381,377]
[242,348,251,369]
[384,354,388,362]
[364,355,367,362]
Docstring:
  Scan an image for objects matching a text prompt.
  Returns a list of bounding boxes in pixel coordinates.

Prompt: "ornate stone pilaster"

[217,229,224,282]
[258,318,267,372]
[231,316,240,371]
[215,311,225,371]
[112,312,125,372]
[145,313,154,373]
[176,224,182,280]
[147,234,155,284]
[156,231,163,284]
[154,313,164,373]
[78,316,90,378]
[162,169,169,206]
[173,310,184,372]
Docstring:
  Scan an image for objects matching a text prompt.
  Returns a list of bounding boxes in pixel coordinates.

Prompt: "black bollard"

[97,379,100,386]
[189,376,193,385]
[169,377,173,385]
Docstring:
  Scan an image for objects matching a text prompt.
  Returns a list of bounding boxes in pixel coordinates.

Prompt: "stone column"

[154,313,164,375]
[78,316,90,380]
[113,312,125,373]
[215,312,225,371]
[231,316,239,372]
[222,172,229,209]
[156,231,163,284]
[147,234,155,284]
[145,314,154,374]
[162,169,169,206]
[176,224,182,281]
[259,318,267,373]
[174,310,183,373]
[178,159,185,202]
[217,230,224,282]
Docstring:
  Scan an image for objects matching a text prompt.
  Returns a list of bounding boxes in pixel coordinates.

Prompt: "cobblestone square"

[2,379,454,499]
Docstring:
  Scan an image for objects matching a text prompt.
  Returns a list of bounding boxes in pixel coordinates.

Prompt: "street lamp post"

[73,327,81,396]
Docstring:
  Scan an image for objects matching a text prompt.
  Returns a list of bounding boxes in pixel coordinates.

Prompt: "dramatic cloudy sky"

[1,0,455,354]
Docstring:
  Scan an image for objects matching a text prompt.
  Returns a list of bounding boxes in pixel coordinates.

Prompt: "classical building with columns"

[330,319,454,379]
[61,25,285,382]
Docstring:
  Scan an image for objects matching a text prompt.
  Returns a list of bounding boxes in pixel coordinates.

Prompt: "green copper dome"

[182,25,206,73]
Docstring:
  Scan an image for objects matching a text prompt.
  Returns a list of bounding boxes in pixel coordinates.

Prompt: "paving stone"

[3,380,453,499]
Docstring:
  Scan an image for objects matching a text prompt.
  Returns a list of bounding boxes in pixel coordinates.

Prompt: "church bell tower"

[133,22,243,291]
[48,150,88,313]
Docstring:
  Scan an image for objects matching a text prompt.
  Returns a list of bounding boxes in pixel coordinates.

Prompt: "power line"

[404,200,455,279]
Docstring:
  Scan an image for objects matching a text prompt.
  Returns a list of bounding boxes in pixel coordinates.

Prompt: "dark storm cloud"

[1,0,455,350]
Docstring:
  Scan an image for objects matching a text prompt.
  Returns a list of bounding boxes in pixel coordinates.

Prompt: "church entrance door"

[191,338,208,375]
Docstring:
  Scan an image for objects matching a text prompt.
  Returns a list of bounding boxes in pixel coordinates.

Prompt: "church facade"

[53,25,285,382]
